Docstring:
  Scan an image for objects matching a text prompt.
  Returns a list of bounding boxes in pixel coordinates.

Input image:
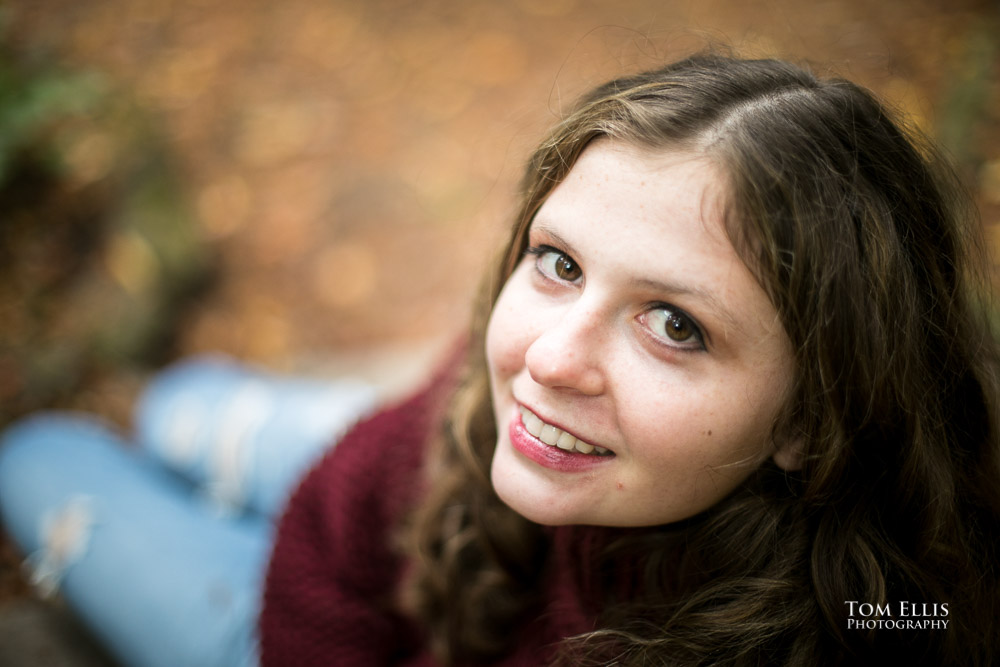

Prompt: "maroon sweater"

[259,369,605,666]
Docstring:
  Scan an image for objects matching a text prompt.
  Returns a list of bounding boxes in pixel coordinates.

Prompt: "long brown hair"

[403,53,1000,665]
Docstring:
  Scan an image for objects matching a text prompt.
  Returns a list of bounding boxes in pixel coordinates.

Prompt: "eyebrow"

[530,221,751,344]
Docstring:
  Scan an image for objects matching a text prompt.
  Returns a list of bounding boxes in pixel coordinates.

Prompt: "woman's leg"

[134,355,379,518]
[0,414,269,667]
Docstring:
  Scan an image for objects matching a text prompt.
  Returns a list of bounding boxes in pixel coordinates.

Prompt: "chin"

[489,440,593,527]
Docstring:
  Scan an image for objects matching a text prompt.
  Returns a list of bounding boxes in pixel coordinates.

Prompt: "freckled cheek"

[620,381,779,492]
[624,393,729,460]
[485,283,538,381]
[485,306,527,382]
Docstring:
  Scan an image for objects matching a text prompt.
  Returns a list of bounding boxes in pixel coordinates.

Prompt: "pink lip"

[508,409,614,473]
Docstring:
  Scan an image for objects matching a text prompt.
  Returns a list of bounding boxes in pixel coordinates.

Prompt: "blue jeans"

[0,356,379,667]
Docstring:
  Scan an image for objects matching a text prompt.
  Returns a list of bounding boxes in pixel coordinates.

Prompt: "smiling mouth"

[519,406,612,456]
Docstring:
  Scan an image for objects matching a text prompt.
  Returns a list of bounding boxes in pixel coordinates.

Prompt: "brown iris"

[554,254,581,281]
[663,311,695,342]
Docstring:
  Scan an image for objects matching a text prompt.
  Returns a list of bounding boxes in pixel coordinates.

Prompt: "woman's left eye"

[641,306,706,351]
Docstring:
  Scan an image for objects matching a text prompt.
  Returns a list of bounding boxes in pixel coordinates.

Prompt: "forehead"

[533,140,735,267]
[538,140,731,235]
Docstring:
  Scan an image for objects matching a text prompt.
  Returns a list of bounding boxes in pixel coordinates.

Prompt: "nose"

[523,303,606,396]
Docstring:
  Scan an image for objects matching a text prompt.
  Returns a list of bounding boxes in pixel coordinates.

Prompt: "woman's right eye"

[526,246,582,283]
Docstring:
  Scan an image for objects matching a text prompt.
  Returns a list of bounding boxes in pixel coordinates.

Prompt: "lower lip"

[508,411,614,473]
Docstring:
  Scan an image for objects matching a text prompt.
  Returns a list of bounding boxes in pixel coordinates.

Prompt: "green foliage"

[0,35,213,428]
[937,22,999,171]
[0,61,105,182]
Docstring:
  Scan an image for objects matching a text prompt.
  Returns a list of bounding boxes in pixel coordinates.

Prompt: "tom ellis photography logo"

[843,601,950,630]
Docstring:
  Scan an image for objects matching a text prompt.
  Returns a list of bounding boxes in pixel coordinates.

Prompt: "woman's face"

[486,140,797,527]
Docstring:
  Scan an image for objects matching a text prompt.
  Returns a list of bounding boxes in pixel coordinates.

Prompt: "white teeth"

[518,406,610,456]
[555,431,577,451]
[539,424,560,445]
[523,411,544,438]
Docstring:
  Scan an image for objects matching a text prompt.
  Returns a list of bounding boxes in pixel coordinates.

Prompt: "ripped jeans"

[0,356,379,667]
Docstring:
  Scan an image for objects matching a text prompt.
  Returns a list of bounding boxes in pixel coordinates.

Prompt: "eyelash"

[524,244,707,353]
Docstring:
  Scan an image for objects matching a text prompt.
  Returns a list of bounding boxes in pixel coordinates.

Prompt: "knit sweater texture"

[259,366,605,666]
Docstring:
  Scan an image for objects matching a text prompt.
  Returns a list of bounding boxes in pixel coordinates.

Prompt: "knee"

[0,414,114,492]
[0,414,118,547]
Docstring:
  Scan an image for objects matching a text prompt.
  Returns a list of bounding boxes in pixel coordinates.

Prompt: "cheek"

[629,382,775,467]
[485,286,527,382]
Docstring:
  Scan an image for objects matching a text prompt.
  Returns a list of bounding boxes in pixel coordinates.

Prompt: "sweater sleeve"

[259,371,451,666]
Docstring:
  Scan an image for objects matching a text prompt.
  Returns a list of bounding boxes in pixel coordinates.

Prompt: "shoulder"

[259,352,462,665]
[311,369,452,526]
[270,352,460,574]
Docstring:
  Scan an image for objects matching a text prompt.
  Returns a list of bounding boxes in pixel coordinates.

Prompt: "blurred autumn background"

[1,0,999,640]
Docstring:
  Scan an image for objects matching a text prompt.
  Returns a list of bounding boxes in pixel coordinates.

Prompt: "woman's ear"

[772,439,804,471]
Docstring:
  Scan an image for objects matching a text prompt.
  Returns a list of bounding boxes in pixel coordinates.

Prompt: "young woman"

[3,54,999,666]
[262,54,1000,665]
